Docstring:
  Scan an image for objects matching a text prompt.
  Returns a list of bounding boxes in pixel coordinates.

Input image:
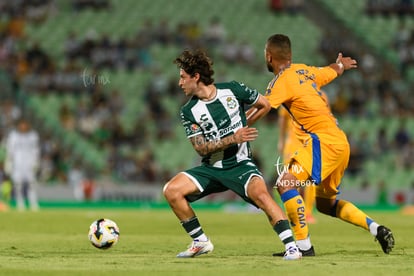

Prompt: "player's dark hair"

[266,34,291,61]
[174,49,214,85]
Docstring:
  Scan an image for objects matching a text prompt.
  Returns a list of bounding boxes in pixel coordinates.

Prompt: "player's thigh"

[180,166,228,202]
[163,172,200,196]
[220,161,263,204]
[315,144,349,199]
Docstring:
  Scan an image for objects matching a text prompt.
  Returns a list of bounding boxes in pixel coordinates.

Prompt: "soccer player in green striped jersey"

[163,49,301,260]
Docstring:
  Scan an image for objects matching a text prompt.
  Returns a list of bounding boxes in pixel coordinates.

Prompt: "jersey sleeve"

[309,65,338,88]
[230,81,259,105]
[265,75,291,109]
[180,108,202,139]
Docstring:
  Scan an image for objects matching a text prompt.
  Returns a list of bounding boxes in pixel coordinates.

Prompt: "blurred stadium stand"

[0,0,413,205]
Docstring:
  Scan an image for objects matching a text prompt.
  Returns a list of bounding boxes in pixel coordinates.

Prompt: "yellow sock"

[281,189,308,240]
[335,199,371,230]
[304,185,316,217]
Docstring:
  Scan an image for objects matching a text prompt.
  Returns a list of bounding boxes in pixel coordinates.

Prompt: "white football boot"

[283,246,302,260]
[176,239,214,258]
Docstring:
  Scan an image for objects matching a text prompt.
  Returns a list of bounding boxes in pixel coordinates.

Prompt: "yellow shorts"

[288,132,350,199]
[283,137,302,163]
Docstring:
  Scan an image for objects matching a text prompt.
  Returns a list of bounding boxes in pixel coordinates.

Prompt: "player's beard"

[266,61,273,73]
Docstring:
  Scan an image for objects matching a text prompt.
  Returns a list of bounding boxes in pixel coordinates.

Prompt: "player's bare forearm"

[190,134,237,156]
[246,95,271,126]
[190,127,258,156]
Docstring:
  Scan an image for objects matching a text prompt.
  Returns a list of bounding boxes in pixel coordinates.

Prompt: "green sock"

[181,216,208,241]
[273,219,296,249]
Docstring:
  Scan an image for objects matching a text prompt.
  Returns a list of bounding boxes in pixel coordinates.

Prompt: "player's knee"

[163,178,188,202]
[162,181,177,201]
[316,203,329,215]
[275,172,298,194]
[315,198,334,216]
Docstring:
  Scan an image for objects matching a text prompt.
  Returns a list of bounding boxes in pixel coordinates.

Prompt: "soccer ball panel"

[88,218,120,249]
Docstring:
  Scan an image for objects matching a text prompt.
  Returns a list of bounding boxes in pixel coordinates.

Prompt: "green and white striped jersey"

[180,81,259,168]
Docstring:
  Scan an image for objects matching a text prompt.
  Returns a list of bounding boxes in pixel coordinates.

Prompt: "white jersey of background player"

[5,118,40,211]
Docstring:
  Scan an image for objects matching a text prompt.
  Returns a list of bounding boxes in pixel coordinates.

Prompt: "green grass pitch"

[0,207,412,276]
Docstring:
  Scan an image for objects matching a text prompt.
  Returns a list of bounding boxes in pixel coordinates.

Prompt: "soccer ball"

[88,218,120,249]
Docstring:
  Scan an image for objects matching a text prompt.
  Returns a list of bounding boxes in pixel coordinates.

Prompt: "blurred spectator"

[269,0,284,13]
[71,0,111,12]
[107,89,124,114]
[59,103,76,130]
[377,180,388,205]
[64,31,81,61]
[394,120,410,150]
[204,17,227,47]
[136,150,158,182]
[319,30,358,63]
[330,87,350,116]
[7,11,25,39]
[155,18,172,46]
[393,21,411,50]
[374,126,390,155]
[5,118,40,211]
[360,50,377,76]
[82,172,96,201]
[185,21,202,47]
[358,131,372,158]
[155,110,174,140]
[399,141,414,169]
[174,22,188,46]
[135,36,152,69]
[347,132,365,175]
[11,52,30,82]
[77,107,100,137]
[366,0,414,16]
[39,131,62,181]
[26,0,58,24]
[239,40,255,65]
[381,90,398,116]
[220,37,239,64]
[67,162,85,201]
[347,84,366,116]
[54,60,83,92]
[0,99,21,132]
[285,0,304,14]
[25,41,50,73]
[145,67,169,117]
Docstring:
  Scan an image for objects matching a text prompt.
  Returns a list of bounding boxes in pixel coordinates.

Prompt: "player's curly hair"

[174,49,214,85]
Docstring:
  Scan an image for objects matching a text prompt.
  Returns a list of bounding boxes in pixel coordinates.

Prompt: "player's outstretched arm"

[329,52,358,76]
[246,94,271,126]
[190,127,258,156]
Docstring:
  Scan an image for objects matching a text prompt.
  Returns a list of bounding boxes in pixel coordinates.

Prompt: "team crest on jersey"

[226,97,237,109]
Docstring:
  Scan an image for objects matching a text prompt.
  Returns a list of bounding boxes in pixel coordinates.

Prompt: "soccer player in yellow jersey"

[278,107,316,224]
[263,34,394,256]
